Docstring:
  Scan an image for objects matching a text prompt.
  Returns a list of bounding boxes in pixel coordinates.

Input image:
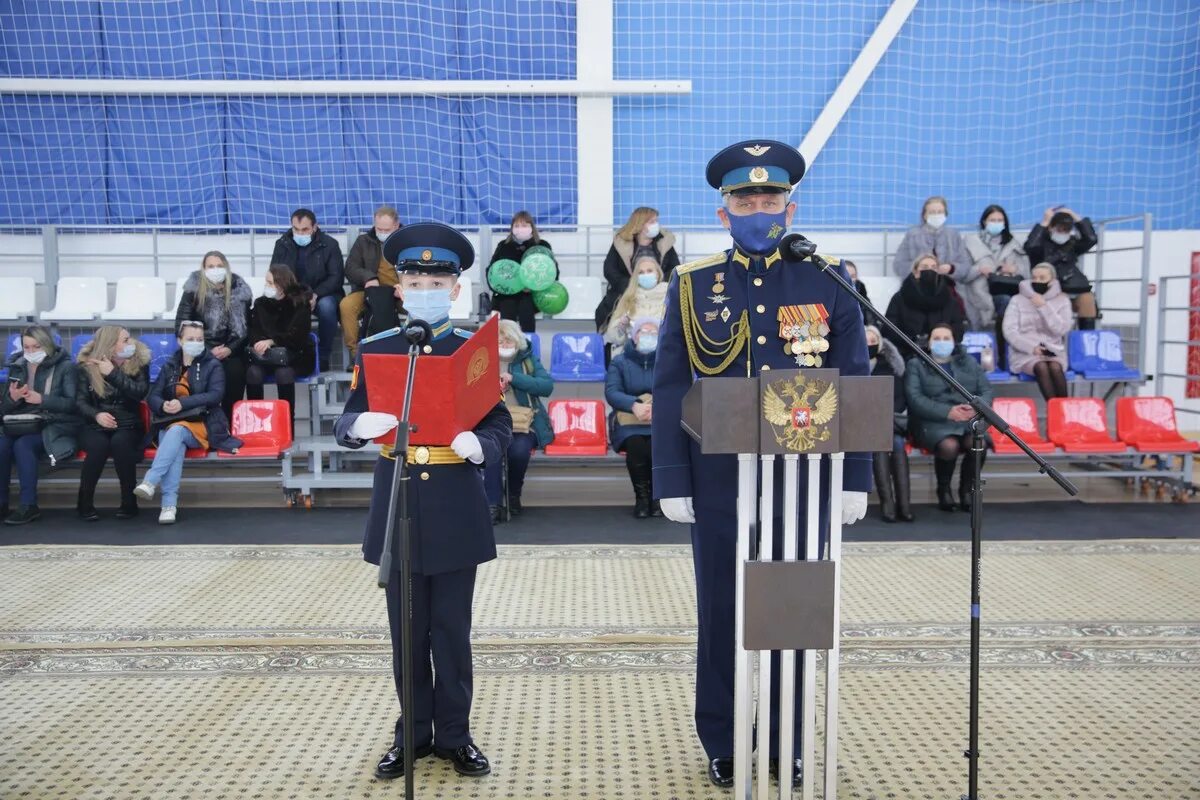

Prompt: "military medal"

[720,306,731,323]
[704,310,719,322]
[712,272,726,294]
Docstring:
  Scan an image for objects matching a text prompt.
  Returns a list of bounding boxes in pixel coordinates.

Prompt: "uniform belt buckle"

[412,446,431,465]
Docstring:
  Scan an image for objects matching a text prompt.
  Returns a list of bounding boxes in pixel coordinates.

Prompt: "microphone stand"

[376,322,428,800]
[784,235,1078,800]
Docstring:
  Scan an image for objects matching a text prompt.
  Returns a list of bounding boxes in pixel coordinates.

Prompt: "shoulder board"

[453,328,472,339]
[817,253,842,267]
[675,252,727,276]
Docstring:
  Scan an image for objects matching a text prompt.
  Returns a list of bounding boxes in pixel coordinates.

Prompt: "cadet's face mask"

[403,287,453,322]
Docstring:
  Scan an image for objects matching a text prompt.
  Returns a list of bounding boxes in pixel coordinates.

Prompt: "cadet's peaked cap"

[706,140,806,193]
[382,222,475,274]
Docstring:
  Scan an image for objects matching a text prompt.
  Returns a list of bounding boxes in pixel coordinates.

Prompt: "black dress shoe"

[707,757,734,788]
[509,496,523,515]
[4,505,40,525]
[115,505,140,520]
[770,758,803,782]
[77,507,100,522]
[435,743,490,777]
[374,743,433,780]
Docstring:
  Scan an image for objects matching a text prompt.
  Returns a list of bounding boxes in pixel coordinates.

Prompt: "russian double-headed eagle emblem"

[762,374,838,452]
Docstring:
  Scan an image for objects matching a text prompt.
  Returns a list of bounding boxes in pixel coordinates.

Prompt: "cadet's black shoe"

[374,743,433,780]
[770,758,803,782]
[4,505,40,525]
[707,757,734,788]
[435,743,491,777]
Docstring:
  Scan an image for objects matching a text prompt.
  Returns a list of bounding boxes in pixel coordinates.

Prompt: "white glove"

[348,411,399,441]
[660,496,695,524]
[842,491,868,525]
[451,431,485,464]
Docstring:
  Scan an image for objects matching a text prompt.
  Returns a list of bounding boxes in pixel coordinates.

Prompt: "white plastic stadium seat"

[555,276,605,321]
[859,275,902,314]
[161,281,187,320]
[102,276,168,321]
[238,273,265,300]
[450,276,473,320]
[0,277,37,320]
[40,277,109,322]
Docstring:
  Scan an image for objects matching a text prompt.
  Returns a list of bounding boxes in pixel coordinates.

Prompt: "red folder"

[361,316,500,446]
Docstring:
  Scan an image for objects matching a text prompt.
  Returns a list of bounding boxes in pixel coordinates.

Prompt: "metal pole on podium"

[734,452,758,800]
[824,452,845,799]
[757,454,776,800]
[778,454,800,799]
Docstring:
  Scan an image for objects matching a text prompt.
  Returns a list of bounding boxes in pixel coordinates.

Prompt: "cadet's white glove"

[451,431,484,464]
[348,412,399,441]
[660,496,695,524]
[842,491,868,525]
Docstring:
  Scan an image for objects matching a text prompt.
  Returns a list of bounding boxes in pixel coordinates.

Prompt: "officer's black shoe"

[936,485,956,512]
[374,743,433,780]
[707,757,734,788]
[510,495,523,515]
[769,758,804,782]
[5,505,40,525]
[489,505,502,525]
[435,743,491,777]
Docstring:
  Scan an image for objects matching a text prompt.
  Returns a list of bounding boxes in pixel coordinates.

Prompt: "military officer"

[651,140,871,788]
[335,222,512,780]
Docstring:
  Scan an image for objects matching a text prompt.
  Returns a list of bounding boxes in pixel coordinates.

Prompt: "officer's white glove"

[348,411,399,441]
[660,496,695,524]
[451,431,485,464]
[842,491,868,525]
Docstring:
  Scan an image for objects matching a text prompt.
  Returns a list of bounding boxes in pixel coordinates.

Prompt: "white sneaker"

[158,506,177,525]
[134,481,157,501]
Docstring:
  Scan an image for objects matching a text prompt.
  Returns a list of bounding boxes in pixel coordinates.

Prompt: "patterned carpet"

[1,541,1197,799]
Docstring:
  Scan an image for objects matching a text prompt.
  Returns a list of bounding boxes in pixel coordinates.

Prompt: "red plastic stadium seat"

[219,400,293,458]
[1115,397,1199,453]
[1046,398,1127,453]
[543,399,608,456]
[991,398,1057,454]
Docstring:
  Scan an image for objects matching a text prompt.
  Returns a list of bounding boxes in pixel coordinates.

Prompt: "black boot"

[627,453,653,519]
[934,457,957,512]
[959,451,986,512]
[893,449,915,522]
[1077,316,1096,331]
[872,453,897,523]
[76,487,99,522]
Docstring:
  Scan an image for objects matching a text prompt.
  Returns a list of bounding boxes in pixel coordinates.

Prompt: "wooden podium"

[681,369,893,800]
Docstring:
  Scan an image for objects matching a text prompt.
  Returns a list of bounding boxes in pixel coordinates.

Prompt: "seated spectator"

[904,323,993,513]
[340,206,401,360]
[601,255,668,353]
[484,319,555,522]
[271,208,346,370]
[595,207,680,336]
[891,196,970,280]
[605,317,661,519]
[961,204,1029,330]
[75,326,150,521]
[1024,206,1099,329]
[135,322,243,525]
[844,260,880,327]
[175,251,253,419]
[0,325,80,525]
[246,265,316,428]
[1003,263,1073,400]
[884,253,966,361]
[866,325,913,523]
[487,211,555,333]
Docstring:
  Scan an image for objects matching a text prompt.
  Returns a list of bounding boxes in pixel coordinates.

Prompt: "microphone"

[778,233,821,265]
[402,318,434,346]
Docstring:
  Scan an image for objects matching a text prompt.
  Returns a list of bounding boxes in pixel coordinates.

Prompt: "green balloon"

[522,244,553,262]
[487,258,524,294]
[519,252,557,291]
[533,281,570,315]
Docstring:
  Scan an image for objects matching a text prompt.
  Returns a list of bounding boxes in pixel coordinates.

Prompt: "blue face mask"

[181,340,206,358]
[636,273,658,290]
[726,209,789,256]
[985,221,1005,236]
[403,288,453,323]
[293,233,312,247]
[636,335,658,354]
[930,340,955,359]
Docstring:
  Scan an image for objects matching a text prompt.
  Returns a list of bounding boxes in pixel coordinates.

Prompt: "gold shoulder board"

[676,252,726,276]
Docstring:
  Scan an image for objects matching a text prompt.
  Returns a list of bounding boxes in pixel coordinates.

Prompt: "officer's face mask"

[403,287,453,322]
[726,208,789,256]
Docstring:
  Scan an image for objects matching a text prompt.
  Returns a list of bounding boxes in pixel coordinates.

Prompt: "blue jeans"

[484,431,538,505]
[144,425,201,507]
[0,433,45,507]
[314,294,339,366]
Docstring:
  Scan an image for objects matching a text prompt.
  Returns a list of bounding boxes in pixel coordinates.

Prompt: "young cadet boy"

[335,222,512,780]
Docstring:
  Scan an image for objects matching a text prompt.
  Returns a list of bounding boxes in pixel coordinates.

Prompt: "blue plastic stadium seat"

[140,333,179,382]
[1067,330,1140,380]
[549,332,606,382]
[70,333,92,360]
[8,331,62,356]
[526,332,541,360]
[961,330,1011,382]
[1009,346,1076,381]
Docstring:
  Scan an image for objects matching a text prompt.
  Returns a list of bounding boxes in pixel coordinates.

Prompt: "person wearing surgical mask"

[245,264,317,429]
[892,195,971,281]
[961,204,1029,332]
[595,206,680,346]
[0,325,81,525]
[483,319,555,523]
[865,324,914,523]
[1003,263,1074,399]
[75,325,151,521]
[135,321,243,525]
[342,206,403,360]
[904,322,993,512]
[1024,206,1099,330]
[605,318,661,519]
[885,253,967,361]
[486,210,554,332]
[601,255,667,353]
[270,208,346,371]
[174,250,253,419]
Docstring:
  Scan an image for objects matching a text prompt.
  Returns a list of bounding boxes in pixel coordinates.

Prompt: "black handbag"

[247,346,292,367]
[150,406,207,426]
[987,274,1023,296]
[1058,269,1092,294]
